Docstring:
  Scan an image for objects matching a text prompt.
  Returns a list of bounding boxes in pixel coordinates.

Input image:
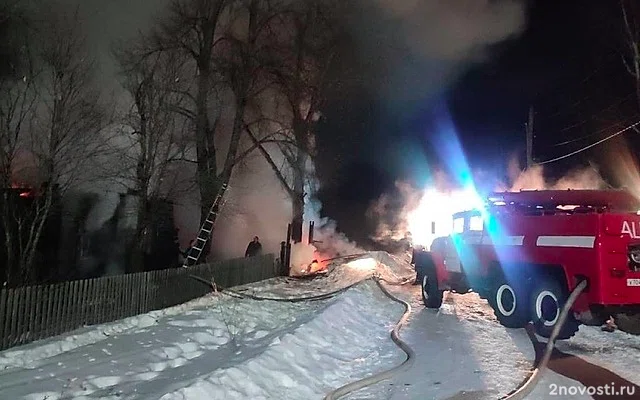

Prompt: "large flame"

[406,186,483,250]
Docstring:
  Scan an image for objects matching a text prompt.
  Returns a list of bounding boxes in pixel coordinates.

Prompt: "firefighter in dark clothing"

[182,239,195,260]
[245,236,262,257]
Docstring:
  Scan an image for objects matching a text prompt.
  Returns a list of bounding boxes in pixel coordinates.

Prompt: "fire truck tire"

[488,276,530,328]
[421,272,443,309]
[613,313,640,335]
[529,278,580,339]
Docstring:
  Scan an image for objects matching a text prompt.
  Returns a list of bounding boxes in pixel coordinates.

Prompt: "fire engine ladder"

[182,183,228,268]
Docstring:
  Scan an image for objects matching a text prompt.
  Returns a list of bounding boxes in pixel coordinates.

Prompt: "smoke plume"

[372,0,526,61]
[207,149,292,260]
[304,190,364,259]
[344,0,527,104]
[498,154,608,191]
[285,177,364,276]
[598,136,640,198]
[365,181,423,247]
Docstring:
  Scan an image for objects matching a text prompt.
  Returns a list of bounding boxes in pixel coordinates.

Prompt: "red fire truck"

[413,189,640,339]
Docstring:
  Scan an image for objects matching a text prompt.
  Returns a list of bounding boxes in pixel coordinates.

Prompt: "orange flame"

[307,250,329,274]
[9,181,35,198]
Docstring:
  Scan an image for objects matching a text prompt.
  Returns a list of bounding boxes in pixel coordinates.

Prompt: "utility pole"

[526,106,534,168]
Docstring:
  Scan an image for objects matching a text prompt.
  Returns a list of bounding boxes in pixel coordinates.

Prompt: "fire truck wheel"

[488,277,530,328]
[529,278,580,339]
[421,272,443,309]
[613,313,640,335]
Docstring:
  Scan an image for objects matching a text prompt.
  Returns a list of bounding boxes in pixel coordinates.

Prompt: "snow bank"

[0,294,222,371]
[160,281,406,400]
[0,254,414,400]
[0,291,328,399]
[0,252,411,374]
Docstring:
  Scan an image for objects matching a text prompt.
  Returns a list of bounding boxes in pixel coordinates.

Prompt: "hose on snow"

[499,278,588,400]
[188,252,397,303]
[191,264,588,400]
[322,276,415,400]
[221,278,369,303]
[188,261,416,400]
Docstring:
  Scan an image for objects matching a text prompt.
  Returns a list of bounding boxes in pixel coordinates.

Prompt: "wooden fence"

[0,253,278,351]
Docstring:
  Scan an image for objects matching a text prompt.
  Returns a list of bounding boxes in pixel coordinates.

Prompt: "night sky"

[315,1,640,241]
[6,0,639,246]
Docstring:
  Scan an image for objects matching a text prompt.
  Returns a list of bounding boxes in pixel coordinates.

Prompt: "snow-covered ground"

[1,252,640,400]
[377,285,640,400]
[0,257,409,400]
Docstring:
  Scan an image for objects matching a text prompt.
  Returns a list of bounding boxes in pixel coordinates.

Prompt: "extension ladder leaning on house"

[182,183,228,268]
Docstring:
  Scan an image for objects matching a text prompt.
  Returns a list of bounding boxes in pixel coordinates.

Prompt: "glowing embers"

[10,181,35,198]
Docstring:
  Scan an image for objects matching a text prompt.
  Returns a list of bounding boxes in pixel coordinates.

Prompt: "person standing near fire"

[245,236,262,257]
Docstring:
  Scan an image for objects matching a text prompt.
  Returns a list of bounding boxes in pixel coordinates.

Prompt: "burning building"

[62,191,181,279]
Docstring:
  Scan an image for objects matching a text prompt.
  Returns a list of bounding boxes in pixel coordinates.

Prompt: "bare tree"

[0,2,38,285]
[247,0,339,242]
[147,0,284,259]
[0,8,108,285]
[113,41,191,272]
[149,0,231,231]
[621,0,640,110]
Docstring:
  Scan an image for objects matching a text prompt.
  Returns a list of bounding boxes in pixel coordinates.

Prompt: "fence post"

[78,280,87,327]
[61,282,72,334]
[0,289,7,350]
[54,283,63,335]
[33,285,43,341]
[7,289,20,346]
[26,286,35,343]
[42,285,52,338]
[69,281,79,331]
[15,288,26,346]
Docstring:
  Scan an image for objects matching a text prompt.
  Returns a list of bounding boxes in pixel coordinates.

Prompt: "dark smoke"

[340,0,527,106]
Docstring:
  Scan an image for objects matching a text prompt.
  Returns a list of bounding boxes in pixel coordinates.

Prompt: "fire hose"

[322,275,414,400]
[188,273,370,303]
[188,265,416,400]
[189,265,588,400]
[499,278,588,400]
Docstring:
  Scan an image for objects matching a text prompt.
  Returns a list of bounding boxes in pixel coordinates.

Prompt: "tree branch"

[245,123,294,195]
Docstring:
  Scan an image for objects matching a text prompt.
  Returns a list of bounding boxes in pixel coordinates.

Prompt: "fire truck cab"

[413,189,640,339]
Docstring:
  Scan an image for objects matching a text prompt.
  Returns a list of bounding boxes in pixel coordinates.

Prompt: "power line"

[551,91,637,141]
[551,118,633,149]
[534,120,640,165]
